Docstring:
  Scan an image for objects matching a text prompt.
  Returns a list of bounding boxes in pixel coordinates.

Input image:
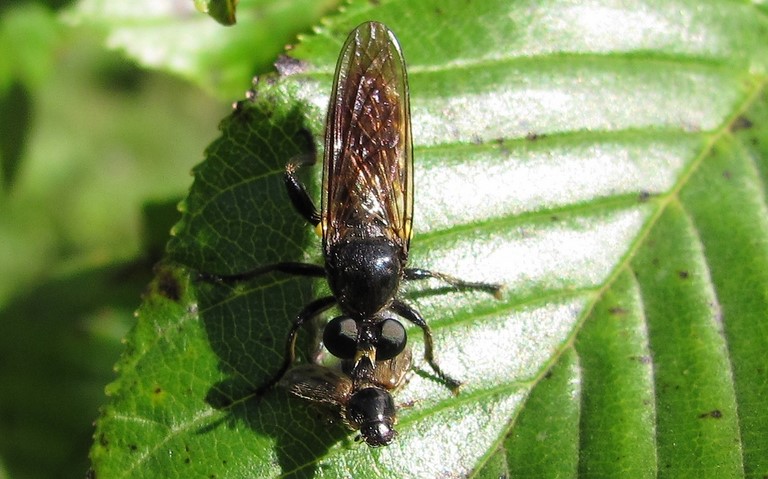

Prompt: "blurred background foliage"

[0,0,334,477]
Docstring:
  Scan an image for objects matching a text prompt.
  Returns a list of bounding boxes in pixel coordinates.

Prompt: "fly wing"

[322,21,413,256]
[280,364,353,406]
[369,347,412,390]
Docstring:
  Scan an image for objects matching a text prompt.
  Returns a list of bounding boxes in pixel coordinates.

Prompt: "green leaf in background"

[0,3,229,478]
[63,0,340,98]
[92,0,768,477]
[0,82,31,190]
[0,3,60,191]
[0,261,148,478]
[0,3,60,91]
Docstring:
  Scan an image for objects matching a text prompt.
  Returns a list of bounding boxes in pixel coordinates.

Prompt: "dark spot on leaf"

[275,55,309,76]
[609,306,627,315]
[638,191,651,202]
[129,444,138,452]
[154,386,162,394]
[525,132,544,141]
[435,7,443,14]
[678,270,689,279]
[155,267,182,302]
[722,170,732,180]
[544,370,553,380]
[652,258,660,266]
[731,115,753,131]
[698,409,723,419]
[185,458,191,464]
[550,215,559,222]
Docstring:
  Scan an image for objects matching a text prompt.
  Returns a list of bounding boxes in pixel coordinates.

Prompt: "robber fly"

[216,21,501,399]
[281,346,412,446]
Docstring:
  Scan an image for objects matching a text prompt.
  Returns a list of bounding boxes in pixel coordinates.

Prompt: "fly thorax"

[326,237,403,318]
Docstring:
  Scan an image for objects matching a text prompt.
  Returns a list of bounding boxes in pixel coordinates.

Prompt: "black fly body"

[207,21,503,446]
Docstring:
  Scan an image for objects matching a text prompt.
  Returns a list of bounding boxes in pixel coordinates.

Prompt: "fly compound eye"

[375,319,406,361]
[323,316,358,359]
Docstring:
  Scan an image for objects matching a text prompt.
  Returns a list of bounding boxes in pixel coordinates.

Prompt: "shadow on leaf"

[179,98,356,475]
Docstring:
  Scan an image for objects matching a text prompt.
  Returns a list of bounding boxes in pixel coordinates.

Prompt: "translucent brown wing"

[321,21,413,255]
[365,347,412,390]
[280,364,353,407]
[280,348,411,405]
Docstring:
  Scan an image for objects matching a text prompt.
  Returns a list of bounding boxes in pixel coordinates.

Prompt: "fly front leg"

[390,299,461,392]
[255,295,337,395]
[198,262,326,285]
[404,268,504,299]
[284,157,320,227]
[220,262,325,282]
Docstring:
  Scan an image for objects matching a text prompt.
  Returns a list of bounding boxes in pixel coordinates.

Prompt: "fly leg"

[284,157,320,226]
[196,264,331,396]
[404,268,504,299]
[204,262,326,283]
[255,295,337,395]
[197,262,326,290]
[390,299,462,392]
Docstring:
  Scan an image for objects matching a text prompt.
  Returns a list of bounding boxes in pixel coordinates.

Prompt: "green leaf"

[92,0,768,477]
[63,0,340,98]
